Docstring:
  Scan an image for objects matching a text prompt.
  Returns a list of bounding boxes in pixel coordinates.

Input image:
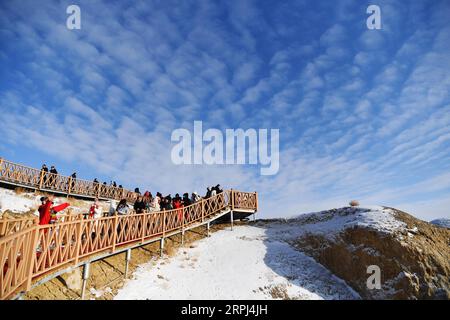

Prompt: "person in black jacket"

[49,165,58,186]
[70,172,77,190]
[133,196,146,214]
[182,193,191,206]
[205,187,212,199]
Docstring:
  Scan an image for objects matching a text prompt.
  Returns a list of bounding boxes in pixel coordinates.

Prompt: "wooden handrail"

[0,158,259,300]
[0,189,257,300]
[0,216,38,237]
[0,157,139,202]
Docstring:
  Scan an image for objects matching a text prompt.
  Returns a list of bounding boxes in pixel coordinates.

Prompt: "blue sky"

[0,0,449,220]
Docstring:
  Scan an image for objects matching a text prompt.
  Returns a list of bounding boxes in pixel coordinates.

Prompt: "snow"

[289,206,407,240]
[0,187,102,217]
[0,188,39,215]
[90,287,112,299]
[114,225,359,300]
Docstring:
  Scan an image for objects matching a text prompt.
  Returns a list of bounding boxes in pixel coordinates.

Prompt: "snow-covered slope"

[114,225,359,300]
[0,188,40,215]
[287,206,450,299]
[289,205,407,239]
[115,206,449,300]
[0,187,113,217]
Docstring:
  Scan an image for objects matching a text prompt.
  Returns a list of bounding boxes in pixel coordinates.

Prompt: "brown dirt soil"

[293,207,450,300]
[24,221,243,300]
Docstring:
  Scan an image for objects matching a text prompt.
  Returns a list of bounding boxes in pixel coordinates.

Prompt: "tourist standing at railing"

[166,195,173,210]
[93,178,100,195]
[116,199,129,215]
[49,165,58,186]
[191,192,201,203]
[205,187,212,199]
[89,198,102,219]
[148,195,160,212]
[108,199,116,216]
[214,184,223,194]
[38,195,53,225]
[133,196,146,214]
[173,196,183,221]
[70,172,77,191]
[182,193,191,206]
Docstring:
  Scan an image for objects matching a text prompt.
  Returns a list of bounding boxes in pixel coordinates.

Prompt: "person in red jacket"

[38,195,54,225]
[38,195,70,225]
[173,196,183,222]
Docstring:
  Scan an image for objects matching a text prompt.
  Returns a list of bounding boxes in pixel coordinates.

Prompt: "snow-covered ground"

[0,188,39,215]
[114,224,360,300]
[0,187,113,217]
[290,206,407,239]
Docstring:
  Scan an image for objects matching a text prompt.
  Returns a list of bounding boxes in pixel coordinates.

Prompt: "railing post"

[26,226,40,291]
[38,170,45,190]
[162,210,166,237]
[112,214,118,253]
[74,219,83,265]
[201,199,204,223]
[67,176,72,197]
[0,215,7,237]
[182,207,185,229]
[141,213,147,244]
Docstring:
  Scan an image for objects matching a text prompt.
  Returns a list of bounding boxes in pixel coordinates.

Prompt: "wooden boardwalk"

[0,158,258,300]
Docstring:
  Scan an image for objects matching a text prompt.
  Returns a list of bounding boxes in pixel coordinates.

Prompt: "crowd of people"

[38,163,225,224]
[38,184,224,225]
[119,184,223,216]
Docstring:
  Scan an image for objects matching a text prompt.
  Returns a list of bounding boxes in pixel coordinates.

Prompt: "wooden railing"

[0,190,258,299]
[0,158,139,202]
[0,216,38,238]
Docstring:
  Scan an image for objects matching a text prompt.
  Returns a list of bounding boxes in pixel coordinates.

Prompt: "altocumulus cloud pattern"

[0,0,449,220]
